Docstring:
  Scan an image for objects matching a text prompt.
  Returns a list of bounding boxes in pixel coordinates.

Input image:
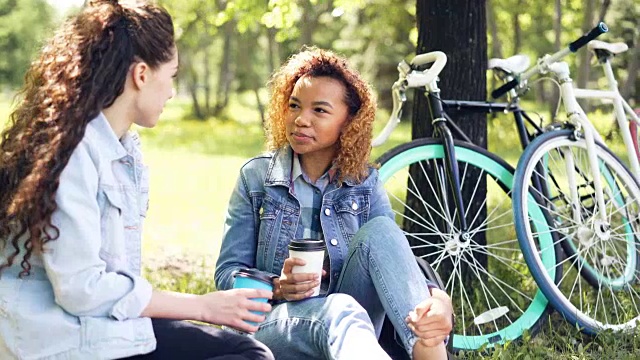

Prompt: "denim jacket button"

[351,202,358,210]
[324,208,331,216]
[330,238,338,246]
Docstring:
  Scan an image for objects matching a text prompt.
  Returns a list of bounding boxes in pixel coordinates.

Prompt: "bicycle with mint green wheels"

[372,52,560,352]
[507,23,640,334]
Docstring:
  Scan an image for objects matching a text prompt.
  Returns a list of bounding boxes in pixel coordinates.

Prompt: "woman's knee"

[352,216,405,248]
[232,335,275,360]
[321,294,374,330]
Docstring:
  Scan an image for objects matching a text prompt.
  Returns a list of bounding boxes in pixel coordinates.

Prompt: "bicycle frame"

[373,73,547,235]
[550,61,610,225]
[573,56,640,178]
[424,81,470,233]
[440,99,545,151]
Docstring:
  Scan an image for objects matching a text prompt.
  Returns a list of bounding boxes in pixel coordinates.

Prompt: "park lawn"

[3,96,640,358]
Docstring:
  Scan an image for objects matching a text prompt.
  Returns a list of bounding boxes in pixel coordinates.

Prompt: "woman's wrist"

[190,294,207,322]
[142,290,204,321]
[269,276,283,301]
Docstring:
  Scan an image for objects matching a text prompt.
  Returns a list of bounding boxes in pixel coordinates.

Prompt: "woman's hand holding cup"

[277,257,321,301]
[199,288,273,333]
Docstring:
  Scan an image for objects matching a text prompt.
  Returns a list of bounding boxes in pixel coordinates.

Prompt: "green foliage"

[0,0,54,88]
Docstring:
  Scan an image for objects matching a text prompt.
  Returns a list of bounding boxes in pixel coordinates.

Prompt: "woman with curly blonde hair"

[0,1,274,359]
[216,47,453,359]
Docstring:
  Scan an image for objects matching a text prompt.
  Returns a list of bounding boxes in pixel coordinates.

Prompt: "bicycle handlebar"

[569,22,608,52]
[491,78,519,100]
[491,22,608,99]
[372,51,448,147]
[406,51,448,88]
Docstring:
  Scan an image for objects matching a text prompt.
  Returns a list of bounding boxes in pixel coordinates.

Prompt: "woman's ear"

[131,62,150,90]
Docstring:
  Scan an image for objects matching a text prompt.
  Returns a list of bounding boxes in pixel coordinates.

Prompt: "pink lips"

[291,132,313,142]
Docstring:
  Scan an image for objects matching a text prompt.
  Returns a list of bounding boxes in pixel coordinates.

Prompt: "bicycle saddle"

[488,54,530,75]
[587,40,628,54]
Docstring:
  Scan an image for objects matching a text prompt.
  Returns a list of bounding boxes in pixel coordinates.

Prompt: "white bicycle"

[504,23,640,334]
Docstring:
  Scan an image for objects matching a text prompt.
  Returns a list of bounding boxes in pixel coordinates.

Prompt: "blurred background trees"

[0,0,637,121]
[0,0,54,89]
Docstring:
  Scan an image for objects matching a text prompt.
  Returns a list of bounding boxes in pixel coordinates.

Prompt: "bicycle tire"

[513,129,640,334]
[376,138,558,351]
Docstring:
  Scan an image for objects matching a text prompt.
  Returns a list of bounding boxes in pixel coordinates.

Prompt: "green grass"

[2,94,640,358]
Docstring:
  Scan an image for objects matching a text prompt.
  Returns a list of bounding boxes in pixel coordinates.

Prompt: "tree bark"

[204,46,211,115]
[487,0,502,93]
[410,0,488,280]
[577,0,595,91]
[549,0,562,118]
[597,0,611,22]
[299,0,318,47]
[215,19,236,116]
[266,27,280,76]
[512,0,523,54]
[621,45,639,102]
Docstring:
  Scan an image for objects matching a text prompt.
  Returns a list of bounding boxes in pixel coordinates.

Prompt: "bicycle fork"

[428,93,469,234]
[553,62,610,229]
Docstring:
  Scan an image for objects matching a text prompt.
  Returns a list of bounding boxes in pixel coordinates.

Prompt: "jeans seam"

[259,316,332,357]
[365,242,417,356]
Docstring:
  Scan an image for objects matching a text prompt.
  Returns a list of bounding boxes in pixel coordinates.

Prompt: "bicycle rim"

[377,138,557,351]
[514,130,640,334]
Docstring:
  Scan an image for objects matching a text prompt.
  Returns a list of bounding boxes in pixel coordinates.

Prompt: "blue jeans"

[254,217,432,359]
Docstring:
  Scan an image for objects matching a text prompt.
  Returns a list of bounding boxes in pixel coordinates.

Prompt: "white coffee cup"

[288,239,326,297]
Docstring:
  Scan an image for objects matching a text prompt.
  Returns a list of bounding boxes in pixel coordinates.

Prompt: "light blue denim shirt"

[215,146,395,293]
[0,113,155,359]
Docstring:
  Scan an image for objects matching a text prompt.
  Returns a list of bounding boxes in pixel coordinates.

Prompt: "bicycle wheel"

[377,138,559,351]
[513,129,640,334]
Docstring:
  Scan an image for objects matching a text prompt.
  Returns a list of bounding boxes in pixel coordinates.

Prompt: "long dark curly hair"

[265,47,377,184]
[0,0,175,276]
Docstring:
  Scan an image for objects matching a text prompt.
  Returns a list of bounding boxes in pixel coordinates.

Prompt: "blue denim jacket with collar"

[0,113,155,359]
[215,145,395,293]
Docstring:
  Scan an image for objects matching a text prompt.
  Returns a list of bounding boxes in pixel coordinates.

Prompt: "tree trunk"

[204,46,211,115]
[187,69,204,120]
[549,0,562,118]
[299,0,318,47]
[487,0,502,94]
[255,88,265,125]
[266,27,280,76]
[410,0,488,282]
[577,0,595,92]
[597,0,612,22]
[180,51,204,120]
[512,0,523,54]
[621,45,639,102]
[215,19,235,116]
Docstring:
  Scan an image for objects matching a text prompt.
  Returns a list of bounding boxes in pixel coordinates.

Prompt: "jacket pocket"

[334,192,370,244]
[99,188,127,268]
[11,279,81,359]
[257,195,281,269]
[139,165,150,218]
[334,193,369,216]
[80,316,153,350]
[0,280,19,358]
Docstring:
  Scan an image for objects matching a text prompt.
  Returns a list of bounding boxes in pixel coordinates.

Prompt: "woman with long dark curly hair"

[216,47,453,360]
[0,1,273,359]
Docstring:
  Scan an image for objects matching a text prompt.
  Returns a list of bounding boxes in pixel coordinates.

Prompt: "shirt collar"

[85,112,137,162]
[266,145,345,187]
[292,152,337,184]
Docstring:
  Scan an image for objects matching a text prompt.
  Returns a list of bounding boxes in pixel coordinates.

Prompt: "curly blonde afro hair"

[264,47,377,184]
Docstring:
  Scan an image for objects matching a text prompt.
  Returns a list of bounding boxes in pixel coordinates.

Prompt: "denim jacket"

[0,113,155,359]
[215,146,394,293]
